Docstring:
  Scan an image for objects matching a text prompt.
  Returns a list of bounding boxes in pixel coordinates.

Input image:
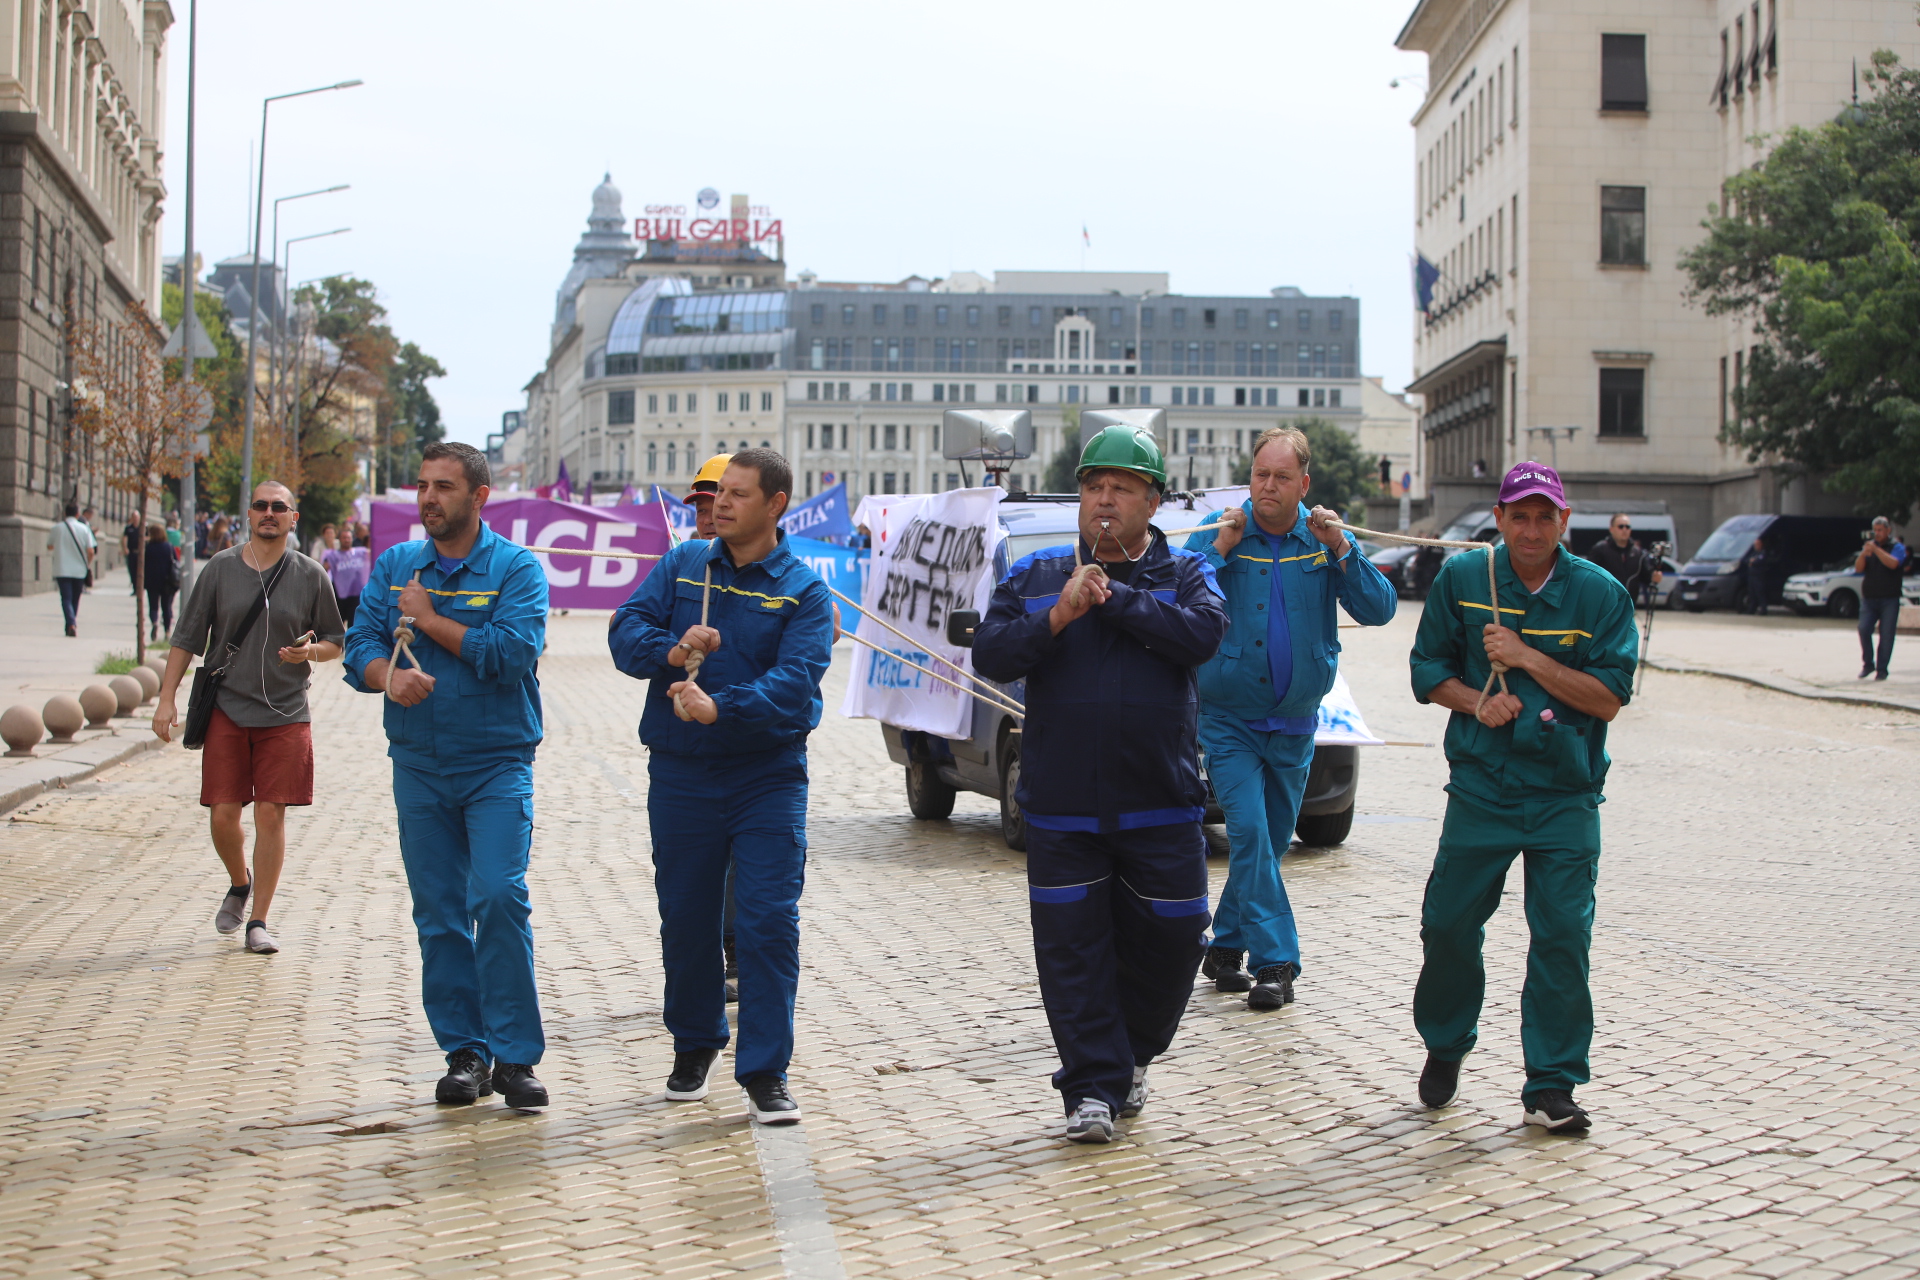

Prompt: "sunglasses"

[250,501,294,514]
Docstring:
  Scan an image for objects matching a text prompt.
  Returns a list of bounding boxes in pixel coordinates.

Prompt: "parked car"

[1782,555,1920,618]
[880,495,1363,851]
[1674,514,1873,612]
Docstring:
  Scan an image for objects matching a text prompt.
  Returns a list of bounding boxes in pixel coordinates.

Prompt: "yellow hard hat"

[684,453,734,503]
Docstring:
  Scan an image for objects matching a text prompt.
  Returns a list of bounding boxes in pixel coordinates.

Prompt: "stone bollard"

[107,676,143,717]
[78,684,118,727]
[42,695,84,743]
[2,704,43,757]
[129,664,160,700]
[143,653,168,675]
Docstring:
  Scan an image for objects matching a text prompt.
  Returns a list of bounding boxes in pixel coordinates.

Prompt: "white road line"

[750,1113,849,1280]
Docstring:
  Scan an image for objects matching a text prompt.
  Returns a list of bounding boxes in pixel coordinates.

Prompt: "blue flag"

[649,485,699,537]
[785,535,868,600]
[780,481,854,543]
[1414,254,1441,313]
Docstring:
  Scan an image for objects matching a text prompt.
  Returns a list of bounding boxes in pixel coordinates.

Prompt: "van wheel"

[905,756,956,820]
[999,739,1028,852]
[1294,804,1354,848]
[1828,589,1859,619]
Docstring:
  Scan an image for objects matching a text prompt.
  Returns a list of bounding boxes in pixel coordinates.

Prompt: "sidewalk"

[1641,606,1920,713]
[0,587,183,813]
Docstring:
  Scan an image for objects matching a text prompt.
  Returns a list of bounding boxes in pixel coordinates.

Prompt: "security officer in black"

[1584,514,1662,605]
[972,427,1227,1145]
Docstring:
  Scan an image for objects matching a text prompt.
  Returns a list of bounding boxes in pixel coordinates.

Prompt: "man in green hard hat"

[972,426,1228,1144]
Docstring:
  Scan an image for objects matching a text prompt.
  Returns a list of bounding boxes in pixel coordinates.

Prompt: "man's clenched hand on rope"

[1209,503,1355,570]
[666,621,721,724]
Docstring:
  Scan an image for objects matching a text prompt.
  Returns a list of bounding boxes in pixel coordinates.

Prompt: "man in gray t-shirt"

[154,481,345,956]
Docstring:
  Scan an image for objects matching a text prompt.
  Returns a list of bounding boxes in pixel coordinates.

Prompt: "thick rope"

[840,630,1026,717]
[384,572,423,703]
[824,584,1016,711]
[672,563,713,721]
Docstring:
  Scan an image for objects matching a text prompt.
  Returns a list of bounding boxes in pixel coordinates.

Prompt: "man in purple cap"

[1406,461,1639,1133]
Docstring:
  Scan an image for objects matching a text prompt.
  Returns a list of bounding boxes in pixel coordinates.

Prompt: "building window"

[964,384,976,402]
[1265,388,1277,406]
[668,393,678,413]
[935,304,949,326]
[1234,387,1247,406]
[995,305,1010,327]
[1601,34,1649,111]
[1599,367,1646,436]
[842,304,855,324]
[648,393,659,414]
[762,391,773,411]
[1203,309,1217,329]
[1298,388,1310,407]
[1233,309,1248,330]
[1108,386,1121,404]
[935,384,947,402]
[1172,387,1184,405]
[1312,389,1325,407]
[1600,186,1647,264]
[716,392,729,413]
[966,305,980,327]
[647,443,657,475]
[1140,386,1152,405]
[1298,309,1312,331]
[1141,307,1154,329]
[1172,308,1186,329]
[1265,309,1279,329]
[1203,342,1216,374]
[811,303,824,323]
[687,393,697,412]
[904,304,917,325]
[1329,389,1342,408]
[1202,387,1215,406]
[872,304,887,325]
[667,445,678,474]
[1328,309,1343,332]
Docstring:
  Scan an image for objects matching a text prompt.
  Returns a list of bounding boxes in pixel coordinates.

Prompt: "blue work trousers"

[1859,596,1899,677]
[392,758,544,1066]
[1199,713,1313,974]
[648,745,808,1082]
[1027,823,1210,1115]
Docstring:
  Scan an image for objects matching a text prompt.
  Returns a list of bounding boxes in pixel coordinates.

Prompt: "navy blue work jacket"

[608,532,834,757]
[342,520,548,772]
[1185,501,1398,721]
[971,529,1227,834]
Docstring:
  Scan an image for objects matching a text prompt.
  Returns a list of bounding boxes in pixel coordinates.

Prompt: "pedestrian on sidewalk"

[972,427,1228,1144]
[323,526,370,626]
[609,449,832,1125]
[152,481,345,957]
[143,520,179,641]
[123,516,141,595]
[47,502,95,636]
[205,515,233,556]
[1183,427,1397,1012]
[343,442,553,1111]
[1584,514,1663,605]
[1855,516,1907,681]
[1407,462,1638,1134]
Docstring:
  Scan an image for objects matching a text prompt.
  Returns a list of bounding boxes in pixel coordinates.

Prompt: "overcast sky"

[163,0,1430,448]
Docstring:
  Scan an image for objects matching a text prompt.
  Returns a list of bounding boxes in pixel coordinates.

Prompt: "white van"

[1435,499,1677,558]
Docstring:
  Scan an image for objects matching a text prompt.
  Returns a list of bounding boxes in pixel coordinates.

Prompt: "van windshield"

[1439,512,1493,542]
[1693,516,1772,562]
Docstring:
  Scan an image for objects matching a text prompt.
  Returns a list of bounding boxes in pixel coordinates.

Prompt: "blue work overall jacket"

[342,520,548,771]
[607,532,834,756]
[972,529,1227,833]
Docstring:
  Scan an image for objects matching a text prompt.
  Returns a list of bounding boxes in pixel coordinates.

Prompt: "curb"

[1644,657,1920,715]
[0,732,168,816]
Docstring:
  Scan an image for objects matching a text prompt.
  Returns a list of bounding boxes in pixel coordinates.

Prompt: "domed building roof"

[554,172,638,334]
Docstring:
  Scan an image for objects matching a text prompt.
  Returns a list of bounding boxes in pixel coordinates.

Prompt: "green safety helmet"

[1075,425,1168,490]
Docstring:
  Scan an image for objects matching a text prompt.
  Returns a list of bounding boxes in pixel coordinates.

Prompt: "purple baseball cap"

[1497,461,1567,509]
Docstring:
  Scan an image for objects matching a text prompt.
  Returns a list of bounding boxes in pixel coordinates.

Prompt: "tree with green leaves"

[1681,49,1920,521]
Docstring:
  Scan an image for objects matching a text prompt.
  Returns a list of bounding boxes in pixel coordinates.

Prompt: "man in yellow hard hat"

[684,454,733,539]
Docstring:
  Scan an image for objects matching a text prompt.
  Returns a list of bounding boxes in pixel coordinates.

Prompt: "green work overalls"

[1408,544,1639,1097]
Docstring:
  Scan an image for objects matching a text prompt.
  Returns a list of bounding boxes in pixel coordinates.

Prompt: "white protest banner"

[1314,671,1385,746]
[841,487,1004,737]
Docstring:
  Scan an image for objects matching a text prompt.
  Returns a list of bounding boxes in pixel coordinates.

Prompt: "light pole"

[1524,425,1580,471]
[280,230,349,483]
[267,185,348,432]
[177,0,199,597]
[237,79,363,507]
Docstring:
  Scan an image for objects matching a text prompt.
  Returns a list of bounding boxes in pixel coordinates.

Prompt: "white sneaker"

[1064,1100,1113,1144]
[1120,1067,1149,1118]
[244,922,279,954]
[214,883,251,934]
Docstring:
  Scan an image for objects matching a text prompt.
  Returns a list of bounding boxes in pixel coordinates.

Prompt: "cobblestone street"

[2,607,1918,1280]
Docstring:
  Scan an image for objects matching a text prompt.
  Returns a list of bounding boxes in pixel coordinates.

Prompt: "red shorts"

[200,708,314,807]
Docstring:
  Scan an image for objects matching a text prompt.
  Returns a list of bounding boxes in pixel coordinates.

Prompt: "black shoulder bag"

[183,558,286,750]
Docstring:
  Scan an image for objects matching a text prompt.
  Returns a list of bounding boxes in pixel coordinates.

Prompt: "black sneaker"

[435,1049,493,1105]
[1417,1053,1461,1109]
[492,1062,549,1109]
[665,1048,720,1101]
[743,1073,801,1125]
[1862,663,1876,679]
[1247,962,1297,1011]
[724,935,738,1005]
[1201,945,1254,993]
[1522,1089,1590,1133]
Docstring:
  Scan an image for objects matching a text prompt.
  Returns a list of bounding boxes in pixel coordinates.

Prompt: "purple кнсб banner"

[370,497,672,610]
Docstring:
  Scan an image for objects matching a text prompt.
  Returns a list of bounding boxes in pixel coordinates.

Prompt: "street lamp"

[1524,425,1580,471]
[237,78,363,507]
[266,185,347,454]
[280,228,350,482]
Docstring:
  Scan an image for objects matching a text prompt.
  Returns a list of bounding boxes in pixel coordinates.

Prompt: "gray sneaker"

[214,884,251,935]
[1064,1099,1113,1144]
[1120,1067,1149,1118]
[244,922,279,954]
